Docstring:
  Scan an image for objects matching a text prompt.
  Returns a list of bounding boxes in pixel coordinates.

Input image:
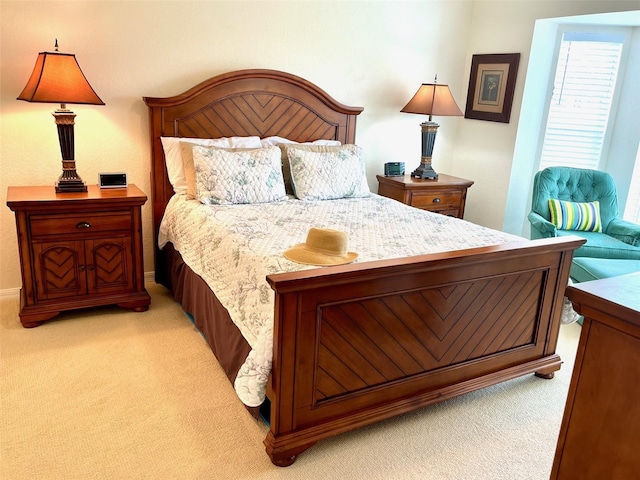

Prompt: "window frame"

[502,21,639,237]
[536,26,631,175]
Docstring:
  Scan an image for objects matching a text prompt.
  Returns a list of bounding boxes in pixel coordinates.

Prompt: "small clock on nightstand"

[377,173,474,219]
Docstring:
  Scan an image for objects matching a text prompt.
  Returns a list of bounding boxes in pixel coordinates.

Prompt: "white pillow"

[161,136,262,194]
[193,145,286,205]
[260,136,341,147]
[287,144,370,201]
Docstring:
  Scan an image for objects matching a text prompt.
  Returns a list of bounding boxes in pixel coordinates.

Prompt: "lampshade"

[400,83,462,119]
[17,51,104,106]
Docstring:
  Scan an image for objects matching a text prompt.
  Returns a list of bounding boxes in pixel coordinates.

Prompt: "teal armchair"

[528,167,640,260]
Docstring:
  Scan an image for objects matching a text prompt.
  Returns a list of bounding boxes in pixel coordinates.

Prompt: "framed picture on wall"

[464,53,520,123]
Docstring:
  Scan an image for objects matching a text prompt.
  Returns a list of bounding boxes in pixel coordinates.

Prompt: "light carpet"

[0,283,581,480]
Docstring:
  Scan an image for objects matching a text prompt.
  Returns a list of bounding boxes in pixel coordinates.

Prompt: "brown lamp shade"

[17,51,104,105]
[400,83,462,118]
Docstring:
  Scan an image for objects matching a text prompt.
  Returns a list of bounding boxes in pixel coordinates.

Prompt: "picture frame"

[464,53,520,123]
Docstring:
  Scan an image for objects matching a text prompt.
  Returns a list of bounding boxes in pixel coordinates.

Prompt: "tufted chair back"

[531,167,619,231]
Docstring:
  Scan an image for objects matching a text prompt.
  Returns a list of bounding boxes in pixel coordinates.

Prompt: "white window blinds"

[539,32,623,171]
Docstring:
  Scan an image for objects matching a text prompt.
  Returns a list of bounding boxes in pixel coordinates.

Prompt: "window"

[503,15,639,238]
[538,32,624,171]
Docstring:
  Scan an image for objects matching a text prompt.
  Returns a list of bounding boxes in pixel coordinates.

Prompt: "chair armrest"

[606,218,640,246]
[528,211,557,238]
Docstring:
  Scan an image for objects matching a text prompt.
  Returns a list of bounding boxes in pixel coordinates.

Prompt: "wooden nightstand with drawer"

[376,173,474,219]
[7,184,151,328]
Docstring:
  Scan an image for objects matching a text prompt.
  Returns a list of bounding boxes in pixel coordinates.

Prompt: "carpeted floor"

[0,283,581,480]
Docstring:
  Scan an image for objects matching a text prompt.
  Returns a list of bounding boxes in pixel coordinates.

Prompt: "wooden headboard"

[143,69,363,273]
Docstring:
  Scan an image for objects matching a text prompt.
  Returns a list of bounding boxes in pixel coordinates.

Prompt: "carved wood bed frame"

[144,69,584,466]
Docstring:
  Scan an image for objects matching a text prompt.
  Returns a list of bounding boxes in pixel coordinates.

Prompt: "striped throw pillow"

[548,199,602,232]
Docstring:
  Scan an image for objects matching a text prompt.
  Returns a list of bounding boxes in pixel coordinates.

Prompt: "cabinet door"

[85,237,134,294]
[32,241,87,301]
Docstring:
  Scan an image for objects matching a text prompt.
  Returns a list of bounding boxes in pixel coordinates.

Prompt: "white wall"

[605,26,640,207]
[0,0,473,290]
[1,0,636,291]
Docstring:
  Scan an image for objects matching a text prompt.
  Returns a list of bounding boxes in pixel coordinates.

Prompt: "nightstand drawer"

[429,208,459,217]
[410,190,462,209]
[30,212,132,237]
[376,174,473,220]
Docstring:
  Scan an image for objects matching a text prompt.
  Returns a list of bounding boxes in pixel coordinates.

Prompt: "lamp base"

[411,163,439,180]
[55,179,87,193]
[410,121,440,180]
[53,109,87,193]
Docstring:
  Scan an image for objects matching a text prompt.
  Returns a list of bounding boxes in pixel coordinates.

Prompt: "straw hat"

[284,228,358,266]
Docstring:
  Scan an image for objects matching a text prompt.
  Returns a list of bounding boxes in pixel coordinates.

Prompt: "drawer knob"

[76,221,91,229]
[432,198,441,203]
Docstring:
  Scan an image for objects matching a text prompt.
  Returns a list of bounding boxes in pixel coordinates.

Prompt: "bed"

[143,69,585,466]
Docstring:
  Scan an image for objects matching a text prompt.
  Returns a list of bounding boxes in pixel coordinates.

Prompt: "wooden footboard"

[264,236,585,466]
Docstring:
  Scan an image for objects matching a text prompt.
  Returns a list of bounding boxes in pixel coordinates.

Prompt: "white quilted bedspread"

[159,194,522,407]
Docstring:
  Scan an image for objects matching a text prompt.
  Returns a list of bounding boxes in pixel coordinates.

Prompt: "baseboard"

[145,271,156,284]
[0,287,21,300]
[0,271,157,299]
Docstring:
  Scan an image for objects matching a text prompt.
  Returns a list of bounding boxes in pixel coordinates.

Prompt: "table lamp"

[401,76,462,180]
[17,40,104,193]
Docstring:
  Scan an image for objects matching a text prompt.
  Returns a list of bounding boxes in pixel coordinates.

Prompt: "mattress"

[159,193,522,406]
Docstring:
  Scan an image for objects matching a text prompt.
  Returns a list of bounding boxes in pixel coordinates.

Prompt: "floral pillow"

[286,144,370,201]
[262,138,341,194]
[160,136,262,195]
[181,142,263,200]
[193,145,286,205]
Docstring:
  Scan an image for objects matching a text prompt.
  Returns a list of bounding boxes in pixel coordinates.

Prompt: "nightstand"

[6,184,151,328]
[376,173,474,219]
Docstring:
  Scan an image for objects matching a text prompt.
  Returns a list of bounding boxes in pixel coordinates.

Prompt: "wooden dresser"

[551,272,640,479]
[376,173,473,219]
[7,184,151,328]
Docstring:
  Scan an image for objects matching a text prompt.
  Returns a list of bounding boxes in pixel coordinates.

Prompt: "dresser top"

[7,184,147,209]
[376,173,474,189]
[567,272,640,327]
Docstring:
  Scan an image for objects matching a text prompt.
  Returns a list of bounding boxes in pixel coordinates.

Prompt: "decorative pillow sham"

[180,143,263,200]
[161,136,262,195]
[548,199,603,232]
[260,137,341,194]
[286,144,370,201]
[192,145,286,205]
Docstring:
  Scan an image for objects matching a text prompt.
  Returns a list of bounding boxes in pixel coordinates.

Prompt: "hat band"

[304,245,347,257]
